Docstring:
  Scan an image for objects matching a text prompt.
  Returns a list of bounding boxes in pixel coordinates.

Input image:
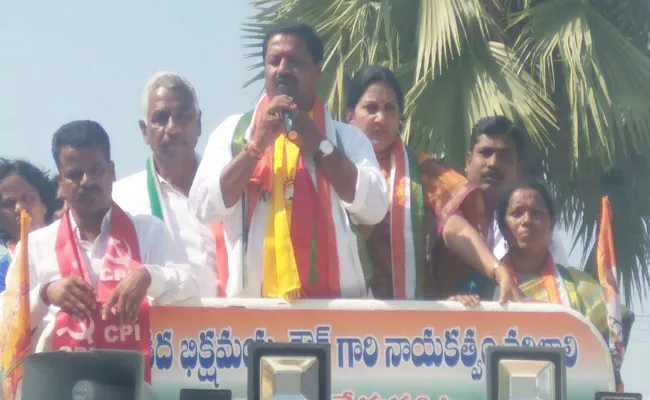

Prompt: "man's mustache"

[482,169,503,180]
[77,186,101,197]
[161,137,185,146]
[275,75,297,87]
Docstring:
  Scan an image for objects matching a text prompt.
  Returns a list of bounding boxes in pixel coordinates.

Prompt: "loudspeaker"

[21,349,156,400]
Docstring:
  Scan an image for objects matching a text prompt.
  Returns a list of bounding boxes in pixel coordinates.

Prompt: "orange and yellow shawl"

[478,252,633,355]
[249,95,341,299]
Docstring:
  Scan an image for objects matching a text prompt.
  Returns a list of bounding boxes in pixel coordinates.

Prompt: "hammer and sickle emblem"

[56,318,95,344]
[104,237,132,268]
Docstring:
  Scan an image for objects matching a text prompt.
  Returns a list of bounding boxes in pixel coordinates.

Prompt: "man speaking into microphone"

[189,21,388,299]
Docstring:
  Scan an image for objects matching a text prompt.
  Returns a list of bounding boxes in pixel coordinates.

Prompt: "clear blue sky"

[1,1,648,397]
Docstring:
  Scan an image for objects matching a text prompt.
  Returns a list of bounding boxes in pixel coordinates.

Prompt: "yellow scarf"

[262,131,302,298]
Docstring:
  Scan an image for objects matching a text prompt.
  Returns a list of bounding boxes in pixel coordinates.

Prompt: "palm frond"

[513,0,650,169]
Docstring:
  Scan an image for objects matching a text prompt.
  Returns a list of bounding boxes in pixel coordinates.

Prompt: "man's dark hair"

[262,21,324,64]
[0,158,62,243]
[346,65,405,113]
[496,175,556,237]
[51,120,111,170]
[469,116,526,158]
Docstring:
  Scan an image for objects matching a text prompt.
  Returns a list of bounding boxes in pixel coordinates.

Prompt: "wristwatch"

[316,139,335,159]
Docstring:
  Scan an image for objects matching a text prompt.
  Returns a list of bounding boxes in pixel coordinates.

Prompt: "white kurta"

[113,169,219,298]
[0,208,200,352]
[188,112,389,298]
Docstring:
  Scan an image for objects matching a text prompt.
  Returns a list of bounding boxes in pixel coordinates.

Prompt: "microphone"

[276,83,298,141]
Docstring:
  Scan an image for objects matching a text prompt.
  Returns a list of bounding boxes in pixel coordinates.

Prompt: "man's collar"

[69,207,112,241]
[152,153,200,189]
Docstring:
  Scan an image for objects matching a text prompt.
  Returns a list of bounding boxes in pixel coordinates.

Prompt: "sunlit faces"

[465,134,519,204]
[0,174,47,239]
[503,187,553,257]
[140,86,201,161]
[347,81,401,153]
[263,33,322,110]
[56,146,115,216]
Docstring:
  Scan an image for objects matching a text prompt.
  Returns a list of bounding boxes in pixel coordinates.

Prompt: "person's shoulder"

[127,213,172,246]
[115,169,147,187]
[212,113,250,134]
[22,219,62,250]
[415,151,448,169]
[113,170,147,194]
[333,120,365,137]
[332,120,373,153]
[112,170,150,214]
[204,113,253,152]
[128,212,166,231]
[414,150,468,183]
[32,219,61,239]
[222,113,247,126]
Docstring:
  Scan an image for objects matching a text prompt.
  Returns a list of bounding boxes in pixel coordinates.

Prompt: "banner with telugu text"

[149,299,615,400]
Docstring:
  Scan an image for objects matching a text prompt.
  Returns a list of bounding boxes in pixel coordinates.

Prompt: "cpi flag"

[596,196,625,392]
[1,210,32,400]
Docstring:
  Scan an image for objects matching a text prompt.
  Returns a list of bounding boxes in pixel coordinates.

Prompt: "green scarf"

[145,156,165,220]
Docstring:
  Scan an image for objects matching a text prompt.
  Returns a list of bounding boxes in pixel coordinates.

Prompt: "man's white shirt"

[113,170,219,298]
[0,208,200,352]
[188,112,389,298]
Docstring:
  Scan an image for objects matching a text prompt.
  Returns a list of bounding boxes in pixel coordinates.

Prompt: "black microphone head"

[276,83,290,96]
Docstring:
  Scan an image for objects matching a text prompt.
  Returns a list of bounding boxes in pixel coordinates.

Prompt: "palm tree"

[244,0,650,305]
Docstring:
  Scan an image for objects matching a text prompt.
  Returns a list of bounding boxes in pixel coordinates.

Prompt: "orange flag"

[1,210,32,400]
[596,196,625,392]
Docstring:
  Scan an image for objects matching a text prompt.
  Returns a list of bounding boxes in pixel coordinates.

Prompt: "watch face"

[320,140,334,155]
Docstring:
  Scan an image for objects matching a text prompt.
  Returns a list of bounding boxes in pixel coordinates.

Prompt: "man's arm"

[188,115,245,224]
[325,122,388,225]
[137,216,200,305]
[316,147,359,203]
[441,212,524,303]
[189,97,293,224]
[0,242,52,332]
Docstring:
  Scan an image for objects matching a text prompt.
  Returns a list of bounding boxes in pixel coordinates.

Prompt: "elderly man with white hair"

[113,71,220,298]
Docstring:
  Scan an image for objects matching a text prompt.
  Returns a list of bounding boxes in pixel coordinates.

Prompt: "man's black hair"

[262,21,324,64]
[51,120,111,170]
[469,116,526,158]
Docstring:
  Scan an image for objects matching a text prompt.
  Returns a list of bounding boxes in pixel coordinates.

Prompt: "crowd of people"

[0,21,633,378]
